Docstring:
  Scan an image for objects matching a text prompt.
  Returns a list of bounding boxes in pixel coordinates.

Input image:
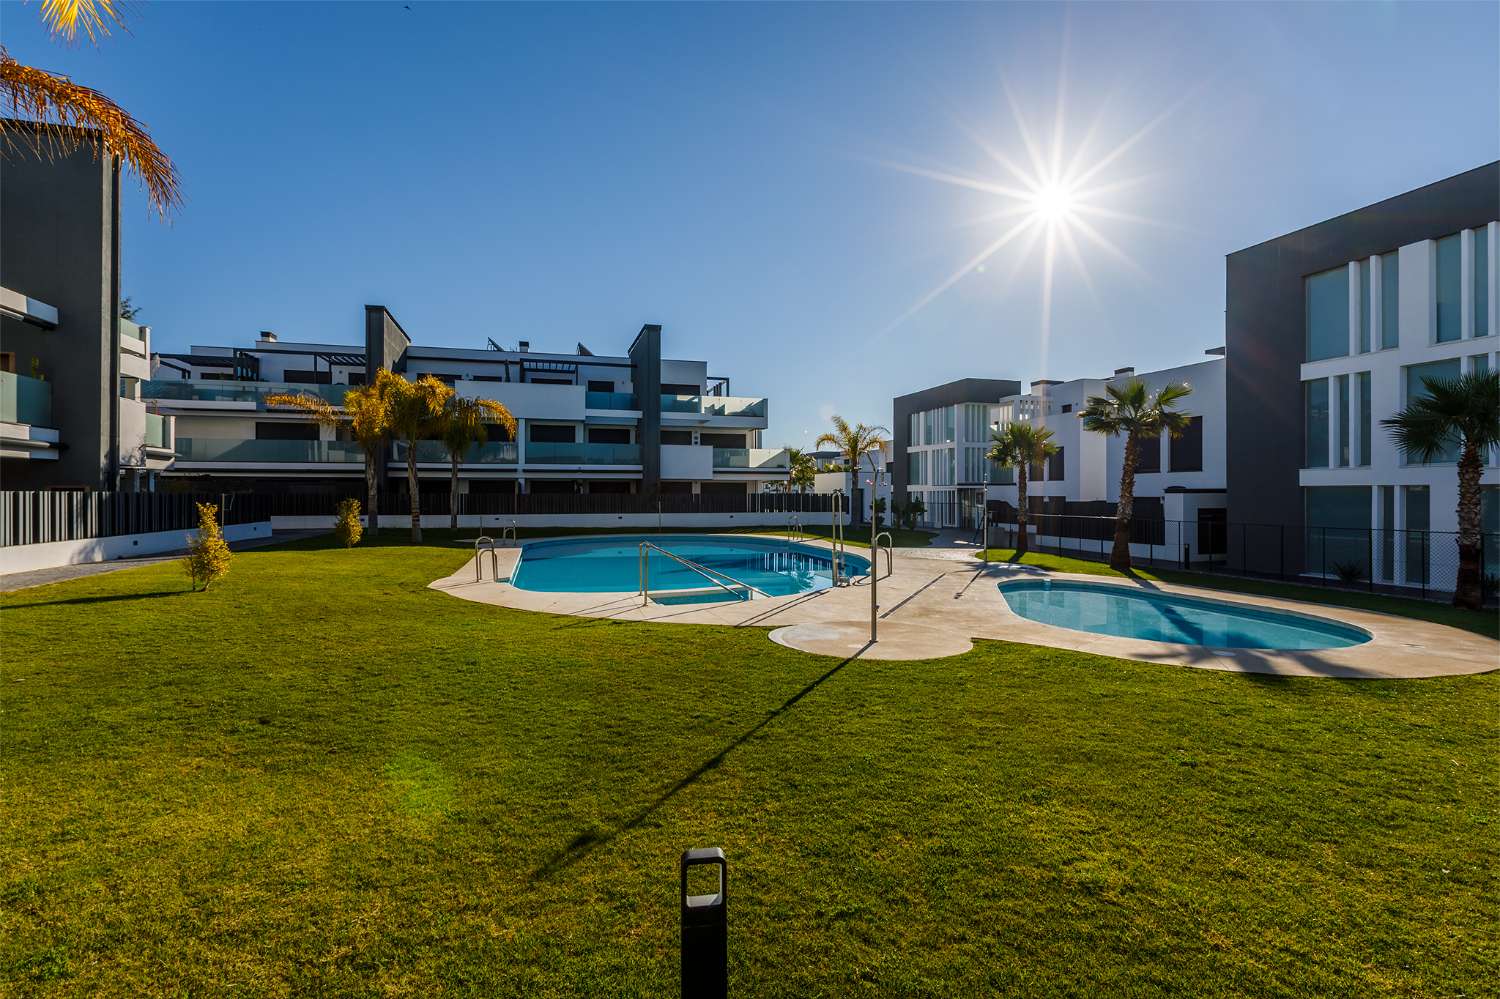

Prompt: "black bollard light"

[680,847,727,999]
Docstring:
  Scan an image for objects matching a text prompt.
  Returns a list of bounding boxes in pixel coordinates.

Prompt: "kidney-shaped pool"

[1000,579,1370,651]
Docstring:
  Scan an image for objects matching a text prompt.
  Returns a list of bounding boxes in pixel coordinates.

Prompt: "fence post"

[1367,527,1374,592]
[1279,526,1285,580]
[1421,530,1428,600]
[1321,527,1327,586]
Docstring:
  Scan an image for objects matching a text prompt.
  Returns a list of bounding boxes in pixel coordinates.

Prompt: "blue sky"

[3,1,1496,445]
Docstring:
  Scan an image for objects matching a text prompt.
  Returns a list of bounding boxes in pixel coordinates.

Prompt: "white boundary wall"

[0,521,271,574]
[272,511,844,531]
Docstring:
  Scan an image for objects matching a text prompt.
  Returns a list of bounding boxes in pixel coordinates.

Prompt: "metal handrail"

[499,520,518,546]
[873,531,894,579]
[830,490,848,585]
[474,535,499,582]
[787,514,802,541]
[638,540,772,606]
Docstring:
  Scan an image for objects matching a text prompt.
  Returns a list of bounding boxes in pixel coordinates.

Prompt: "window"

[1357,372,1371,467]
[908,451,925,485]
[1169,416,1203,472]
[1336,374,1351,467]
[586,427,630,444]
[1060,403,1072,414]
[661,383,699,396]
[1436,233,1461,342]
[587,379,614,393]
[700,432,745,448]
[1135,430,1161,473]
[943,406,956,444]
[256,421,318,441]
[1380,251,1399,348]
[1046,448,1065,481]
[1304,378,1329,468]
[1403,359,1462,462]
[661,430,693,445]
[284,369,332,385]
[1404,485,1430,585]
[1476,230,1490,337]
[1029,456,1044,481]
[908,412,921,447]
[1379,486,1395,582]
[1358,259,1371,353]
[1474,354,1491,376]
[1304,486,1372,579]
[1483,486,1499,580]
[528,423,575,443]
[1305,265,1350,361]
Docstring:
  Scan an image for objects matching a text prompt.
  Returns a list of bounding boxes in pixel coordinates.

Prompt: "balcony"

[145,412,168,450]
[661,394,768,418]
[526,442,642,465]
[0,371,54,426]
[713,447,789,470]
[174,437,365,463]
[585,390,638,410]
[399,440,518,464]
[141,379,349,408]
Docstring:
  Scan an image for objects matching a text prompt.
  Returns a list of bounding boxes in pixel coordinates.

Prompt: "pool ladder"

[787,514,803,541]
[638,540,771,607]
[474,535,501,582]
[830,490,850,586]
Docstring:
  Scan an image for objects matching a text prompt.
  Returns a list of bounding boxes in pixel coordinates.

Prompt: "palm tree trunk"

[1016,465,1029,556]
[406,441,422,543]
[450,456,460,531]
[363,445,379,536]
[1453,442,1484,610]
[1111,433,1137,571]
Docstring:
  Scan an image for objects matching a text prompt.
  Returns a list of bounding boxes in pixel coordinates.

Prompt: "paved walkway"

[429,533,1498,679]
[0,530,327,593]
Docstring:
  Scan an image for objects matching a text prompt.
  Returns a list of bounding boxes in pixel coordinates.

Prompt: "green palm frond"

[1382,372,1500,462]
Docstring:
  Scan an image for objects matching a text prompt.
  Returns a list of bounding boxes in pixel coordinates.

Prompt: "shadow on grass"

[531,641,873,880]
[1,589,188,611]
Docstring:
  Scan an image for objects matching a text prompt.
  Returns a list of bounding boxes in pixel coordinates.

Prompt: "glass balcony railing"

[585,390,638,410]
[660,394,768,417]
[398,440,519,464]
[141,379,350,407]
[526,442,642,465]
[175,437,365,462]
[712,447,790,469]
[145,412,167,449]
[0,371,53,426]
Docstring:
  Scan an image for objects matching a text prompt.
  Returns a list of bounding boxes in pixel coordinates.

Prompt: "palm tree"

[2,1,181,217]
[786,447,817,494]
[381,372,454,543]
[266,385,390,537]
[1382,370,1500,610]
[986,422,1058,557]
[1080,378,1193,571]
[438,396,517,530]
[816,417,888,546]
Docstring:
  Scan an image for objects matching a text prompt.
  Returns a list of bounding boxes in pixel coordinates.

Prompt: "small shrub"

[335,498,364,548]
[184,502,232,591]
[1332,560,1364,584]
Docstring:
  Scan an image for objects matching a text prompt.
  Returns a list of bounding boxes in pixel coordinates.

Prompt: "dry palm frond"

[1,50,181,216]
[40,0,126,44]
[265,392,341,428]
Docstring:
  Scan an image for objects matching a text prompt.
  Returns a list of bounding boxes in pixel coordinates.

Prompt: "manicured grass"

[982,547,1500,639]
[2,536,1496,996]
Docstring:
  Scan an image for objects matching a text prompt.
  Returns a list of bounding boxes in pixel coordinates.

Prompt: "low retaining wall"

[0,521,271,574]
[271,512,845,531]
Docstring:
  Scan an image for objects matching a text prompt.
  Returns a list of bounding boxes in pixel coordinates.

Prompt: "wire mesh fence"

[983,513,1499,604]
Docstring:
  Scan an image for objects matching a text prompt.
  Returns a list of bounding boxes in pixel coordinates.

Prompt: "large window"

[1476,230,1490,337]
[1046,447,1065,481]
[1303,379,1329,468]
[1357,372,1372,467]
[1380,251,1399,349]
[908,450,926,485]
[1135,430,1161,473]
[1358,259,1371,353]
[1436,233,1461,342]
[943,406,956,444]
[1304,486,1372,579]
[1404,485,1430,585]
[1336,374,1351,467]
[1305,265,1350,361]
[1403,359,1462,463]
[1169,416,1203,472]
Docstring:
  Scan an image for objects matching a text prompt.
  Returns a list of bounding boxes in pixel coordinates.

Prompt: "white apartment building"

[144,311,788,501]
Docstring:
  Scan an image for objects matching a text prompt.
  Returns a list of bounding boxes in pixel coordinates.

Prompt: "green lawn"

[2,534,1495,996]
[981,547,1500,639]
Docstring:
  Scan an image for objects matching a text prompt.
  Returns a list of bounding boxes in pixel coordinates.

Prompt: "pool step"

[646,583,753,605]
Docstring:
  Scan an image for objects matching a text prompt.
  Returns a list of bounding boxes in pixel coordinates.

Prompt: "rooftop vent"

[1030,379,1061,388]
[1113,366,1134,377]
[259,330,278,343]
[1205,345,1226,356]
[518,340,530,353]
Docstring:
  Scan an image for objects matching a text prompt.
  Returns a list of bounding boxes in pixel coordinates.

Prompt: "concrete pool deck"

[429,534,1499,679]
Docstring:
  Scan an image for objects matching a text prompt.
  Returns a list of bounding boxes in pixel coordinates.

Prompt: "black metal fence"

[253,488,847,519]
[985,513,1499,602]
[0,490,271,548]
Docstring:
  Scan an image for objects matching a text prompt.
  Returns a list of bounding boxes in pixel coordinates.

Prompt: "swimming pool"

[999,579,1370,651]
[511,535,869,600]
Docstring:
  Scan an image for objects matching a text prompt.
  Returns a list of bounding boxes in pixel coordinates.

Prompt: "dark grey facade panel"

[0,134,119,489]
[364,305,411,383]
[1224,161,1499,573]
[892,377,1021,503]
[628,324,662,490]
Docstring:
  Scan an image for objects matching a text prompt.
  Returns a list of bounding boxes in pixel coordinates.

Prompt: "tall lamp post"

[868,455,884,644]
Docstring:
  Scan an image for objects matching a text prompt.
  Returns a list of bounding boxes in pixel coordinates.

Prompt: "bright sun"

[1030,182,1076,223]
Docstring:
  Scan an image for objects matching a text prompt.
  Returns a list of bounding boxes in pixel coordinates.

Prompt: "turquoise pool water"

[511,535,869,598]
[1000,580,1370,651]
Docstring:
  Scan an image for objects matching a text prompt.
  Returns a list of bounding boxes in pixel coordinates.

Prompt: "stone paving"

[430,533,1500,679]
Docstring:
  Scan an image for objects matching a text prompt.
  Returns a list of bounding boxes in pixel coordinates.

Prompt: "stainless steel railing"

[638,540,772,606]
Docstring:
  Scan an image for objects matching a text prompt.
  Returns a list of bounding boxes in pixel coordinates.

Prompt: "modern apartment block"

[1226,161,1499,587]
[145,310,787,499]
[893,378,1022,529]
[985,352,1227,546]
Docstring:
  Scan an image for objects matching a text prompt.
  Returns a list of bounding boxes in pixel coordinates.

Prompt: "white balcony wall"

[459,381,586,422]
[661,444,713,479]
